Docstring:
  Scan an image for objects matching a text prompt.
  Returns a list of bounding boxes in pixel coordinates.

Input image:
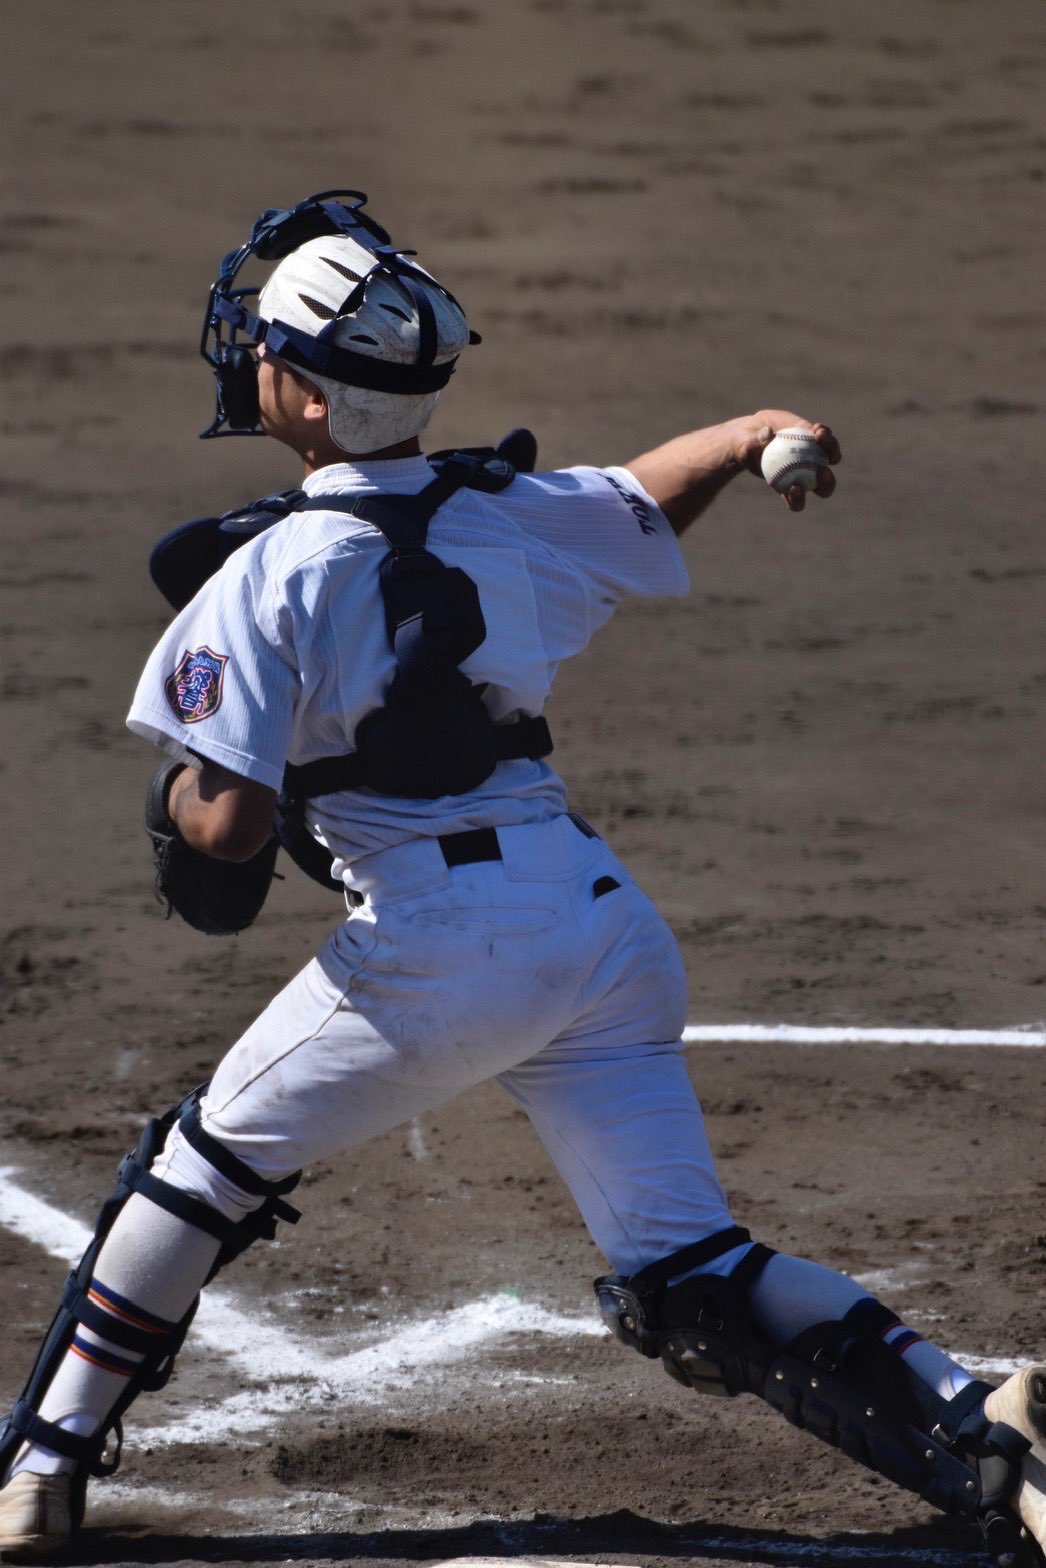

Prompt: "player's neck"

[302,436,423,477]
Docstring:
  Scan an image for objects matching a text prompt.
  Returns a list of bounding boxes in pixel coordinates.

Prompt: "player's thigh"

[496,878,730,1274]
[499,1040,732,1275]
[199,890,587,1176]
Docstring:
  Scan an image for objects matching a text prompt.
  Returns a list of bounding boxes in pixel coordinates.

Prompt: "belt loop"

[568,812,600,840]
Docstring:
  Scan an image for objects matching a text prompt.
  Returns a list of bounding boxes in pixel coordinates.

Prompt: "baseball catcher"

[0,190,1041,1566]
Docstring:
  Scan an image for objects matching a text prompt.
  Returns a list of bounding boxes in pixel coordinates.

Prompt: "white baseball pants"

[168,815,735,1275]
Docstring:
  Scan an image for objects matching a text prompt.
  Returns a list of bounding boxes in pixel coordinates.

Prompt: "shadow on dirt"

[66,1507,983,1566]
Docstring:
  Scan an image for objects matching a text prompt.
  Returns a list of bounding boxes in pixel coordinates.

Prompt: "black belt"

[345,819,597,906]
[345,827,502,906]
[439,819,597,865]
[438,827,502,867]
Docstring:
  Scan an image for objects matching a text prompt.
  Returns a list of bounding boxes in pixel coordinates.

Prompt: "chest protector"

[282,451,552,801]
[149,434,552,807]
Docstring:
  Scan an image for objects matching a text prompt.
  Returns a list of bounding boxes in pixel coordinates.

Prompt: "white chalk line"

[683,1022,1046,1047]
[0,1168,601,1446]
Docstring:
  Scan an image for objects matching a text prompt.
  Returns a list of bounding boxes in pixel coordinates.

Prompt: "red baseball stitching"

[770,457,824,481]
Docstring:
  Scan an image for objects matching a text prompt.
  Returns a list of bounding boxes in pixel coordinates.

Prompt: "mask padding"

[219,345,260,431]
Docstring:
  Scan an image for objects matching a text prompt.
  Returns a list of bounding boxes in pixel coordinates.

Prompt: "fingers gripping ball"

[145,763,278,936]
[760,427,830,494]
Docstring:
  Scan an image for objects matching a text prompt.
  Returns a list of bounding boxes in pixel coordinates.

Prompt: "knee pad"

[0,1085,300,1488]
[596,1225,775,1397]
[134,1087,301,1281]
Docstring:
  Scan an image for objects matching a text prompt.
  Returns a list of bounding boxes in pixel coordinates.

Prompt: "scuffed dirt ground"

[2,1,1044,1564]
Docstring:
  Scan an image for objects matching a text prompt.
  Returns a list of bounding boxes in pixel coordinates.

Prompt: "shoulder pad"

[218,489,307,535]
[494,427,538,474]
[427,427,538,486]
[427,450,517,495]
[150,490,306,611]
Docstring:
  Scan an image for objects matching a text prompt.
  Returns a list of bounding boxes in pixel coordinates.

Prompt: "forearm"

[625,419,750,535]
[625,410,839,535]
[167,760,277,861]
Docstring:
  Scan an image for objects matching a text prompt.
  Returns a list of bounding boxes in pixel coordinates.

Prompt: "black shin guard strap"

[8,1401,123,1478]
[629,1226,753,1294]
[119,1157,237,1245]
[177,1095,300,1202]
[934,1379,1036,1566]
[61,1275,166,1356]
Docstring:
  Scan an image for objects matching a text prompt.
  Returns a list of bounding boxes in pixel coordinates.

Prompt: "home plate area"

[1,1115,1029,1568]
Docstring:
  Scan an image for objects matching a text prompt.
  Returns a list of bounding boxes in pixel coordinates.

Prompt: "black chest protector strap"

[282,452,552,802]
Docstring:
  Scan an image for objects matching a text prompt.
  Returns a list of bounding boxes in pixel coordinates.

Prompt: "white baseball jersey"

[127,456,688,869]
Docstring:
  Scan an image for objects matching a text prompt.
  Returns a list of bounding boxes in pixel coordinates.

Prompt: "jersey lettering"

[602,472,657,536]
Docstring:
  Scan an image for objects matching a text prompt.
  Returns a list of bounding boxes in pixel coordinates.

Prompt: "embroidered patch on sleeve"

[164,646,229,723]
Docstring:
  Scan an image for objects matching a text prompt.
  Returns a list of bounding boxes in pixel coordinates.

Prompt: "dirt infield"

[2,2,1044,1565]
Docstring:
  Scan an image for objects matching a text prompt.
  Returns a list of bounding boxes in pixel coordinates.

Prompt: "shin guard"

[597,1239,1040,1567]
[0,1086,300,1505]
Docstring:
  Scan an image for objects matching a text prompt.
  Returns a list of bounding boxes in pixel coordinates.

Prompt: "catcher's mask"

[199,189,478,441]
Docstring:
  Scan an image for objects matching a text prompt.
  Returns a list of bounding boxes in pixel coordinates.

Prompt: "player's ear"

[299,378,329,425]
[281,360,328,425]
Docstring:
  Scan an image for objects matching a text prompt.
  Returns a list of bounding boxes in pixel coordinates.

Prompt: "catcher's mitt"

[145,763,279,936]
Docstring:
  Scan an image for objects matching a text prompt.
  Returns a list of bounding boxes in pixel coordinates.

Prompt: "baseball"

[760,426,829,494]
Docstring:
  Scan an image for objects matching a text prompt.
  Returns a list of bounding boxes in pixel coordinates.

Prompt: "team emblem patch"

[165,646,229,724]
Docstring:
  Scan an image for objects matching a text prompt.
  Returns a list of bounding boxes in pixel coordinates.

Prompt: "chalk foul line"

[683,1023,1046,1047]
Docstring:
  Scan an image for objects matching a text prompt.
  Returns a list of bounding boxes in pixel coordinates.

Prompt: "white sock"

[8,1196,219,1481]
[7,1122,264,1482]
[693,1245,974,1404]
[880,1321,975,1402]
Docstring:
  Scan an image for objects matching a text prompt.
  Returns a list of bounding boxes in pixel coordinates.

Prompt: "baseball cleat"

[985,1366,1046,1555]
[0,1472,73,1561]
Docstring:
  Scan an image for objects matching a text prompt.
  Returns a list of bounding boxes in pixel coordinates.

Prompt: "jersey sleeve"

[502,464,690,603]
[126,545,299,792]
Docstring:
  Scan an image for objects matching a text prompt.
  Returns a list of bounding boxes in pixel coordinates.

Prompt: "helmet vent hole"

[380,304,411,322]
[349,332,379,345]
[322,256,363,283]
[298,293,337,320]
